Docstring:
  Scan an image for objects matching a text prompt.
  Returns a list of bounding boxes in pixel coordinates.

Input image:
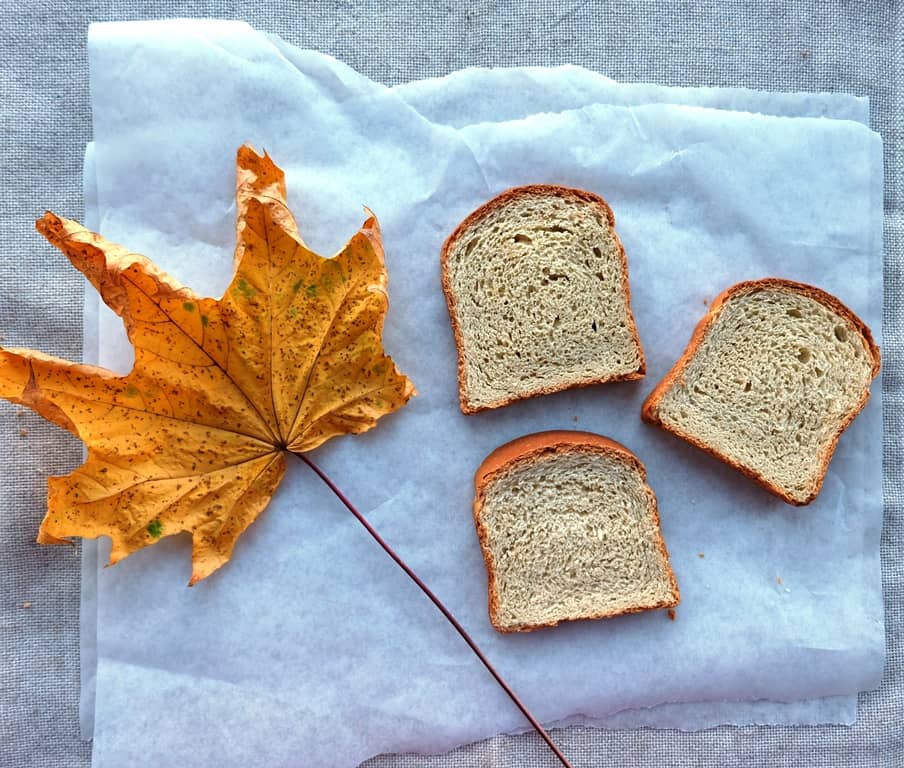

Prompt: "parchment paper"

[82,20,884,768]
[390,63,871,128]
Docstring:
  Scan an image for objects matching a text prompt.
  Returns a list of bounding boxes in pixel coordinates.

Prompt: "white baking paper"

[78,141,100,739]
[390,64,871,128]
[80,20,883,768]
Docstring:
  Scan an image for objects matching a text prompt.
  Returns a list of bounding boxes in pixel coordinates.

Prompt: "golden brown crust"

[441,185,646,415]
[641,278,881,506]
[473,430,680,633]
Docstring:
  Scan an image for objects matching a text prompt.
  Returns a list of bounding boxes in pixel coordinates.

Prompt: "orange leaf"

[0,145,416,584]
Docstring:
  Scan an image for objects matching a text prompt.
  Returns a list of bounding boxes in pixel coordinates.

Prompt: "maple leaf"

[0,145,415,584]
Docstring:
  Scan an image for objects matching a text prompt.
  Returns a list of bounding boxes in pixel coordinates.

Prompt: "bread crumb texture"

[443,186,643,412]
[476,441,678,632]
[646,282,878,504]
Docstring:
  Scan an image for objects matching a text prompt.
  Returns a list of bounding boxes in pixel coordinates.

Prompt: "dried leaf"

[0,145,415,583]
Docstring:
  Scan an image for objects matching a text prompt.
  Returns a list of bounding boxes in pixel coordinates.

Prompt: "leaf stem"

[295,452,573,768]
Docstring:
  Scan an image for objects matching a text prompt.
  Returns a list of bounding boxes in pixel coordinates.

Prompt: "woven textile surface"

[1,2,900,766]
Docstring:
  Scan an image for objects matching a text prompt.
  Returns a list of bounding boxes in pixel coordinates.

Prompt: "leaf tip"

[237,143,278,175]
[36,528,71,546]
[187,568,211,587]
[35,211,60,239]
[361,206,380,233]
[236,142,261,165]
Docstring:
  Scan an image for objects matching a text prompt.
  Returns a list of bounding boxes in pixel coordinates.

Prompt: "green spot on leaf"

[286,307,298,318]
[326,259,346,283]
[201,315,209,327]
[306,284,318,297]
[123,385,139,397]
[183,301,195,312]
[147,519,163,538]
[292,279,303,293]
[235,278,256,299]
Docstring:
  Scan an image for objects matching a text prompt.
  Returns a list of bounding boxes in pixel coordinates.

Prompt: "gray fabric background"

[1,3,900,766]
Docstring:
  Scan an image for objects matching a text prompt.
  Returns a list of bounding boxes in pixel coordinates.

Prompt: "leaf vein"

[118,268,278,443]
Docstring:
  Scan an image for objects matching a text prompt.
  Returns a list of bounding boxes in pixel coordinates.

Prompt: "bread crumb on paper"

[697,552,705,559]
[21,601,31,609]
[667,608,677,621]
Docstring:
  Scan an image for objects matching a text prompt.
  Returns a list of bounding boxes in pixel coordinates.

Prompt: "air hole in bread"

[787,308,803,318]
[834,325,848,342]
[514,233,532,245]
[797,348,812,363]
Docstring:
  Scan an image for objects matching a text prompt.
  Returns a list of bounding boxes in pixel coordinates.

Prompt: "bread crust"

[641,278,881,506]
[441,185,646,415]
[473,430,680,633]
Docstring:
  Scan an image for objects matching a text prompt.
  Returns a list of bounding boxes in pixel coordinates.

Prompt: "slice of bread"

[441,185,645,414]
[642,279,881,506]
[473,431,679,633]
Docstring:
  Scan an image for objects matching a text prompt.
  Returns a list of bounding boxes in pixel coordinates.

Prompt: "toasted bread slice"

[441,186,645,414]
[642,279,880,505]
[473,431,679,633]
